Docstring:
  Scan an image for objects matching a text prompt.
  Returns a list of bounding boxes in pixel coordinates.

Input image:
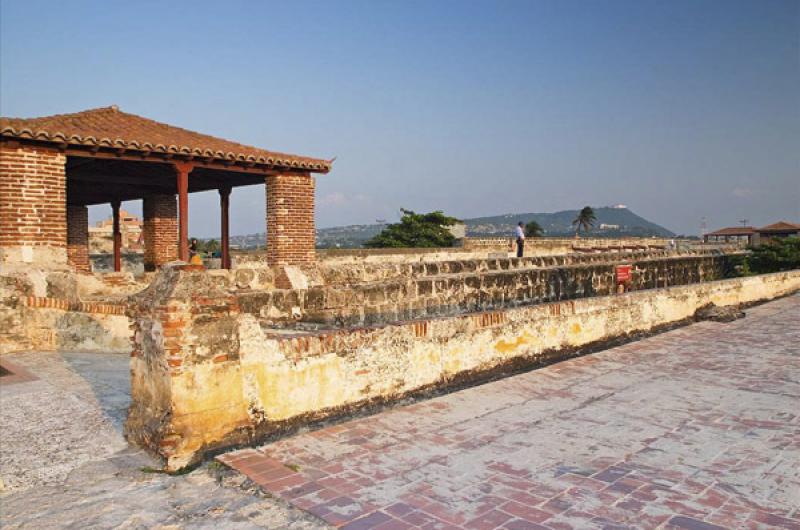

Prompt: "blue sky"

[1,0,798,236]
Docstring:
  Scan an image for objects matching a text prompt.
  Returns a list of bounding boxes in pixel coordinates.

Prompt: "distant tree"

[365,209,461,248]
[572,206,596,237]
[205,239,220,255]
[746,238,800,274]
[524,221,544,238]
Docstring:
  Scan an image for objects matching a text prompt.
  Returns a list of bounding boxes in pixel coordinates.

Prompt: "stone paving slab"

[0,351,330,529]
[219,293,800,530]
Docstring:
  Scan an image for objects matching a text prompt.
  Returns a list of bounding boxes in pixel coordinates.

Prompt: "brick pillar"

[143,194,178,271]
[66,204,90,273]
[0,144,67,265]
[266,173,315,266]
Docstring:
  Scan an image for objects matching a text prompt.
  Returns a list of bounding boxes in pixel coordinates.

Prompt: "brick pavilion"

[0,106,330,273]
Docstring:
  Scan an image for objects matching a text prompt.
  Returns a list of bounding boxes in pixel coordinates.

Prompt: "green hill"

[310,206,674,248]
[466,206,675,238]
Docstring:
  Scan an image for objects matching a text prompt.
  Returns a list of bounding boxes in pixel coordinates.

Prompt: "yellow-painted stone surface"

[128,269,800,470]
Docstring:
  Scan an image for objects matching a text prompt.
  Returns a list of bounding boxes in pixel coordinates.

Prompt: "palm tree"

[572,206,596,237]
[524,221,544,238]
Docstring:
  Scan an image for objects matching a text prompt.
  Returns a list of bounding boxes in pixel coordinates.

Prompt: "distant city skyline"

[1,0,797,237]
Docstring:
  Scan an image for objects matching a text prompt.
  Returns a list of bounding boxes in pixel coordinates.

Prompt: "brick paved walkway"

[218,294,800,530]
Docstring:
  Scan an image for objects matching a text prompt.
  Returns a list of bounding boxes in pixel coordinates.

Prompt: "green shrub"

[365,209,461,248]
[746,238,800,274]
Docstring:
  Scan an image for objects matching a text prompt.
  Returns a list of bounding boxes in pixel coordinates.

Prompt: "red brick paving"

[219,294,800,529]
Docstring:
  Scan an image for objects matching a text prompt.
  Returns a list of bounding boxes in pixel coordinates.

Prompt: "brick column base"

[266,173,315,266]
[67,205,90,273]
[143,194,178,271]
[0,145,67,265]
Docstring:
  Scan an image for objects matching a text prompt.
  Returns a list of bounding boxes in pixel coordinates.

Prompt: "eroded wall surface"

[0,269,136,354]
[125,262,800,470]
[239,252,727,326]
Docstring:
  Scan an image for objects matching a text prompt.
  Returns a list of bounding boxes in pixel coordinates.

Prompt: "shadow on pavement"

[62,352,131,433]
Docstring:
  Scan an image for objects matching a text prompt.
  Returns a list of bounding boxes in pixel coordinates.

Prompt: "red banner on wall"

[616,264,632,283]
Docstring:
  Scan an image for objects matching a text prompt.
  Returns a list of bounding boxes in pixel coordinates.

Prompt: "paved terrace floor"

[219,293,800,530]
[0,352,326,529]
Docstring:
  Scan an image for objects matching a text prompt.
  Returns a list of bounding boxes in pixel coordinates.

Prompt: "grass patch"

[208,460,227,472]
[139,465,194,476]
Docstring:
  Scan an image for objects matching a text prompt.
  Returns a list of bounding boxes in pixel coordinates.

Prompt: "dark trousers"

[516,238,524,257]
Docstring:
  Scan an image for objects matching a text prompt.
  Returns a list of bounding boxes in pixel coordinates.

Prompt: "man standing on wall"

[515,222,525,258]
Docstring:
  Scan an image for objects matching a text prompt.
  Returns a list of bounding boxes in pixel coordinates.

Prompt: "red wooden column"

[174,162,193,262]
[111,200,122,272]
[219,186,231,269]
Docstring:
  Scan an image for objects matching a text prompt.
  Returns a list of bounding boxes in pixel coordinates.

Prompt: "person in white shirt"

[514,222,525,257]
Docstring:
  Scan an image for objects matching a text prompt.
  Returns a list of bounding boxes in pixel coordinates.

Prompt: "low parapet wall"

[239,253,727,326]
[0,271,133,354]
[125,266,800,470]
[462,236,672,254]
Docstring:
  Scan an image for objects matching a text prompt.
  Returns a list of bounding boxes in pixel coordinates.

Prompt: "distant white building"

[610,204,627,209]
[599,223,620,230]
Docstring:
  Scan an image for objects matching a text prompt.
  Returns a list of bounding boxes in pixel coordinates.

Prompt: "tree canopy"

[747,237,800,273]
[524,221,544,238]
[572,206,596,236]
[365,209,461,248]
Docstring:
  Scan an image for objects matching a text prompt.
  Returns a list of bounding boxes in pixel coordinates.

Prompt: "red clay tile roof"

[707,226,756,236]
[757,221,800,232]
[0,106,331,173]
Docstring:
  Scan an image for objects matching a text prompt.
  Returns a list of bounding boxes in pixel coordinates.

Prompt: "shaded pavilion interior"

[67,156,271,270]
[0,106,331,272]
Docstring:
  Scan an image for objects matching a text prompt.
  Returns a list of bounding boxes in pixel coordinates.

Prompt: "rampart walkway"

[220,293,800,529]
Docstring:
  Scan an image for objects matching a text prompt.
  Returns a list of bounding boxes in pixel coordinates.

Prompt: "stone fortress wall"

[3,240,796,471]
[125,261,800,470]
[237,250,726,326]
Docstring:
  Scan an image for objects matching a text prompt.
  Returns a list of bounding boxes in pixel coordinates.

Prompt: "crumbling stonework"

[461,236,670,255]
[0,269,134,354]
[126,261,800,470]
[239,252,726,326]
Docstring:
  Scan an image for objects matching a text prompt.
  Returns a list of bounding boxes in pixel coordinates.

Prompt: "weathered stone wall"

[315,249,701,286]
[238,253,727,326]
[126,267,800,470]
[0,144,67,266]
[0,271,131,354]
[91,251,145,275]
[462,236,671,255]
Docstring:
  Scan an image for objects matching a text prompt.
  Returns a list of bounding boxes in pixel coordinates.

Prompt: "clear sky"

[1,0,798,237]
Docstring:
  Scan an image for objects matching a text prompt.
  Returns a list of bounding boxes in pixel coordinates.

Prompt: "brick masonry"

[143,194,178,271]
[67,204,90,273]
[0,144,67,264]
[266,173,316,271]
[24,295,126,315]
